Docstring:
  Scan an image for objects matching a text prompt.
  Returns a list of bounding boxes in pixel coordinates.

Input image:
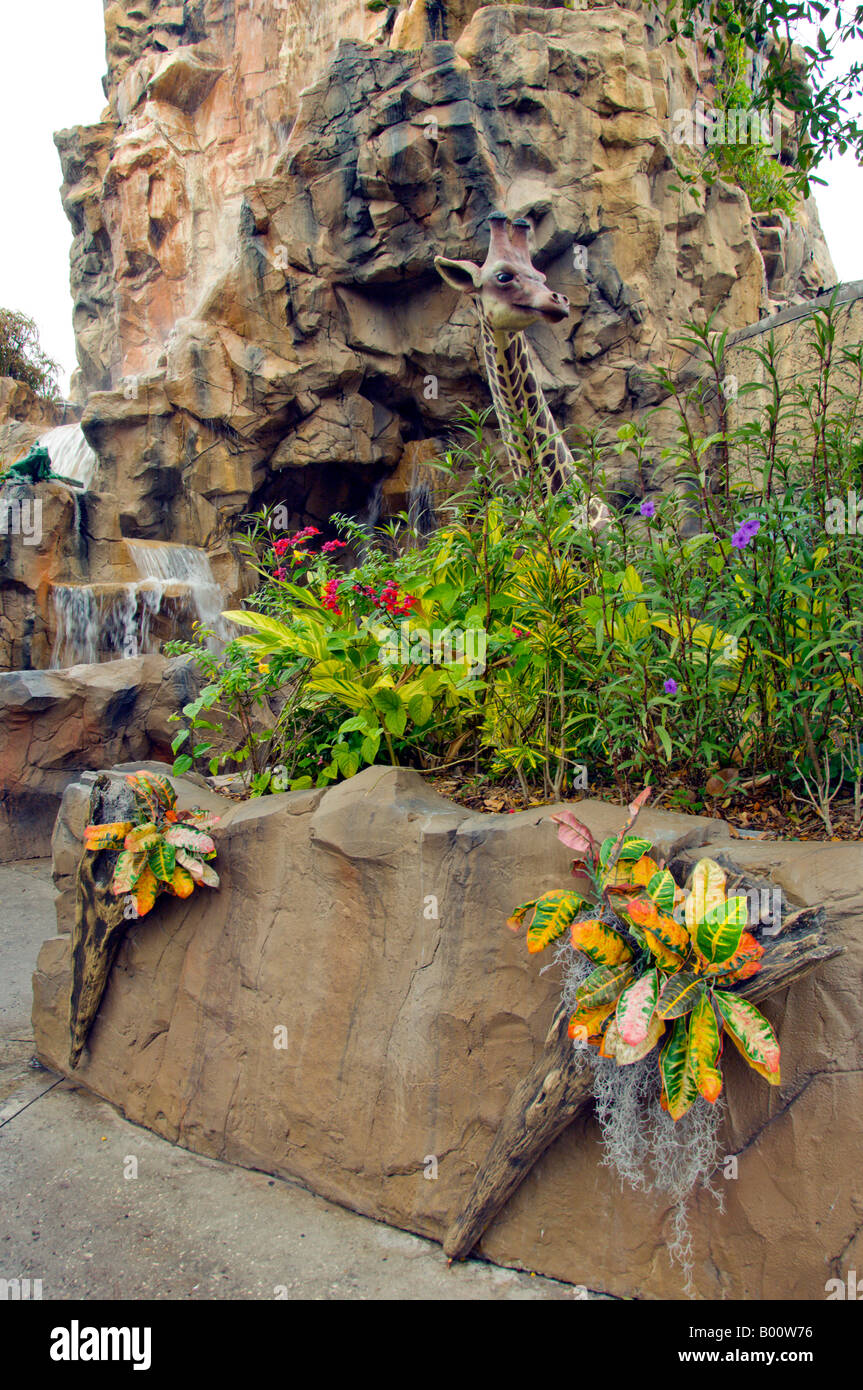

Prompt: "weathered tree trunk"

[69,775,132,1068]
[444,906,839,1262]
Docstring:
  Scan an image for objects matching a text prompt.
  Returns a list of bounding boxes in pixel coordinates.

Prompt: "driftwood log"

[444,905,840,1262]
[69,775,134,1067]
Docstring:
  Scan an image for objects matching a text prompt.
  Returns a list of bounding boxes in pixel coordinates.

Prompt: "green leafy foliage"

[0,307,60,400]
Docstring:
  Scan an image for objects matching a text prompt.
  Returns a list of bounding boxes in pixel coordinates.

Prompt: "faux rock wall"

[0,656,200,860]
[55,1,834,546]
[31,766,863,1299]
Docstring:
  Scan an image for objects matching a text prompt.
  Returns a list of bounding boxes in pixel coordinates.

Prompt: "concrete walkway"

[0,861,584,1300]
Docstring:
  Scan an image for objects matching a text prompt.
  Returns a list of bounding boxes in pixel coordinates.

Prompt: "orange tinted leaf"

[570,918,633,967]
[134,865,159,917]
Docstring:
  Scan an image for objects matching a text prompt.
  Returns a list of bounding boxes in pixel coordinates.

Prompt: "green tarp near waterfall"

[0,442,82,488]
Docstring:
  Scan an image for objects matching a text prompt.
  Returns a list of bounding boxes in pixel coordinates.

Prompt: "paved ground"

[0,860,585,1301]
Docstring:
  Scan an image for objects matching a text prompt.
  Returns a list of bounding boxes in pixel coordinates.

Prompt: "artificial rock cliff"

[0,1,836,674]
[58,0,834,539]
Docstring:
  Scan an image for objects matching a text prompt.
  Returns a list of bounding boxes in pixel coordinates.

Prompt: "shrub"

[0,307,60,400]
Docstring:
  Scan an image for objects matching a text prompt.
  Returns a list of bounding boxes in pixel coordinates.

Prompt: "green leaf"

[148,840,176,883]
[407,692,433,725]
[360,733,381,763]
[575,962,635,1011]
[173,754,194,776]
[646,868,677,914]
[509,889,585,954]
[656,971,703,1019]
[384,707,407,737]
[660,1016,698,1121]
[617,836,654,862]
[694,896,747,965]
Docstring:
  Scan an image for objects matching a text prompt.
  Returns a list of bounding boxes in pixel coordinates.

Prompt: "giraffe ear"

[434,257,482,293]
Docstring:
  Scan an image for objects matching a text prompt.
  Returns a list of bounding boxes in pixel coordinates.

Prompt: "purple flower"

[664,678,678,695]
[732,517,761,549]
[640,499,656,519]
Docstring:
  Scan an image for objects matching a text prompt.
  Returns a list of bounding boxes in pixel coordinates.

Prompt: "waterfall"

[126,541,227,641]
[37,424,99,491]
[49,543,228,668]
[49,585,138,668]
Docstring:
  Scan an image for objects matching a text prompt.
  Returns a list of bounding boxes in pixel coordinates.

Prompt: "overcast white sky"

[0,2,861,395]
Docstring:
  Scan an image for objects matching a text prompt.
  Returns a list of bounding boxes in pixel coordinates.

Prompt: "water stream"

[37,424,99,491]
[49,542,227,668]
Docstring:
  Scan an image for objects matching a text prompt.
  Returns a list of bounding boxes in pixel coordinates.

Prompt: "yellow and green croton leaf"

[169,864,197,899]
[83,821,133,852]
[111,850,147,896]
[713,990,781,1085]
[687,993,723,1103]
[684,858,726,929]
[126,770,176,820]
[704,931,764,984]
[646,868,677,915]
[568,998,617,1042]
[124,822,161,854]
[656,970,703,1019]
[570,918,633,967]
[148,840,176,884]
[694,895,747,966]
[507,889,586,953]
[575,962,635,1011]
[602,853,659,893]
[616,836,654,863]
[598,833,653,869]
[616,968,659,1047]
[660,1015,699,1120]
[134,865,160,917]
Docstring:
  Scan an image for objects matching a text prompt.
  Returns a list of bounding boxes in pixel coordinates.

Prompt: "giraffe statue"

[435,214,609,528]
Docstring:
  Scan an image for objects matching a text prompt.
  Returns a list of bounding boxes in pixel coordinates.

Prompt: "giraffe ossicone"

[435,214,610,531]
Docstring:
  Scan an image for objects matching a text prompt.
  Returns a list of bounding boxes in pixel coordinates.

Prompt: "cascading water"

[37,424,99,491]
[126,541,227,642]
[49,542,228,668]
[49,585,139,668]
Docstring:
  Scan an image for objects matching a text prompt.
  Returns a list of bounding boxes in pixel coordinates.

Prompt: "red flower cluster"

[274,525,321,558]
[322,539,347,553]
[273,567,287,581]
[322,578,344,616]
[351,580,417,617]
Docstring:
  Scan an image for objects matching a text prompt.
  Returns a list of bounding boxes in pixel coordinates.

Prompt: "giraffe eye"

[496,272,515,284]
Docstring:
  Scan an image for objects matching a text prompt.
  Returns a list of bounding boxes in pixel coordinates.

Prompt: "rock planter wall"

[0,657,201,861]
[31,765,863,1299]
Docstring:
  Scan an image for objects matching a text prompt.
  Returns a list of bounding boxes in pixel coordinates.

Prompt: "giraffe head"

[435,214,570,333]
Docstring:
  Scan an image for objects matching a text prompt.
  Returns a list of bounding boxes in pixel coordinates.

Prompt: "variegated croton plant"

[508,795,780,1120]
[84,771,220,917]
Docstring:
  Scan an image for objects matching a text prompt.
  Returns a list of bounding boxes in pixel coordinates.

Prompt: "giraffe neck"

[477,305,574,490]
